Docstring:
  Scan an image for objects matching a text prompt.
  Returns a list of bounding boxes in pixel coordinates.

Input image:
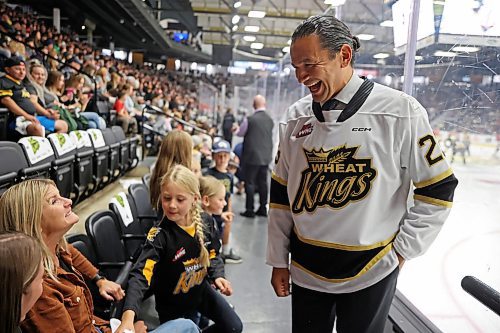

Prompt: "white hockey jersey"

[267,74,458,293]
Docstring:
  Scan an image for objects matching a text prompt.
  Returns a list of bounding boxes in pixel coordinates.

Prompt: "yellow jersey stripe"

[272,172,287,186]
[269,203,290,210]
[142,259,157,286]
[291,243,393,283]
[414,168,453,188]
[414,194,453,208]
[294,226,396,251]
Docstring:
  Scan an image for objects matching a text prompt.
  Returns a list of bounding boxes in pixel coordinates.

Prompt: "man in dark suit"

[237,95,274,217]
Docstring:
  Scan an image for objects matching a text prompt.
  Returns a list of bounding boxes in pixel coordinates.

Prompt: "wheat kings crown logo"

[292,145,377,214]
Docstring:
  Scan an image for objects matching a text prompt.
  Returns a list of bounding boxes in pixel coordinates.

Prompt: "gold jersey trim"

[414,194,453,208]
[269,203,290,210]
[142,259,157,286]
[414,168,453,188]
[294,226,396,251]
[272,172,287,186]
[291,242,393,283]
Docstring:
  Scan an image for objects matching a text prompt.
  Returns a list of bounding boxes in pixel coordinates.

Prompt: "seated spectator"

[113,89,137,135]
[0,179,147,333]
[0,232,44,333]
[0,56,67,137]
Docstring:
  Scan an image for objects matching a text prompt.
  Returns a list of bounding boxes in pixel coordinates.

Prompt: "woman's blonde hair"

[150,129,193,209]
[0,232,43,333]
[0,179,67,280]
[199,176,225,201]
[160,165,209,268]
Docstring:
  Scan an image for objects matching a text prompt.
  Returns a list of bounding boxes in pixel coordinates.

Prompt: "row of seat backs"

[0,126,138,198]
[0,108,7,141]
[84,183,156,279]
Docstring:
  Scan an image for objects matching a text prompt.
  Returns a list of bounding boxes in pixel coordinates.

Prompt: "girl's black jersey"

[123,215,224,319]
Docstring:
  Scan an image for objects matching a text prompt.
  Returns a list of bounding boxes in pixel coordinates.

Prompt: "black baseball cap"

[4,56,25,68]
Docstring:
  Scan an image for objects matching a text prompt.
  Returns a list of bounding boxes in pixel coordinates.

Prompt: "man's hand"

[133,321,147,333]
[96,278,126,301]
[271,267,290,297]
[214,277,233,296]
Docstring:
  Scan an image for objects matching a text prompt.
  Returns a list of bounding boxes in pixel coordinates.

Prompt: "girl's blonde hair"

[150,129,193,209]
[0,232,43,333]
[160,165,209,268]
[0,179,67,280]
[199,176,225,200]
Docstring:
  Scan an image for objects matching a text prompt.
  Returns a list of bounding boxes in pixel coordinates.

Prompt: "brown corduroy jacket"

[21,244,111,333]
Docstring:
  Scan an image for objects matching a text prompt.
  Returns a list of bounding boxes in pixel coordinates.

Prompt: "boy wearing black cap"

[0,56,68,137]
[204,139,243,264]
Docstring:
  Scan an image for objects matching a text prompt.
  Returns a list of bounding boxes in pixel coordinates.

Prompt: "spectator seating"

[128,183,157,234]
[87,129,110,190]
[47,133,78,200]
[111,126,131,174]
[142,173,151,189]
[18,136,74,199]
[102,128,121,181]
[69,130,95,202]
[109,192,147,260]
[66,232,132,320]
[85,209,132,281]
[0,108,8,141]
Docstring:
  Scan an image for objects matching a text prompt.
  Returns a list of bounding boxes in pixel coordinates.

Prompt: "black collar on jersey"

[312,78,374,123]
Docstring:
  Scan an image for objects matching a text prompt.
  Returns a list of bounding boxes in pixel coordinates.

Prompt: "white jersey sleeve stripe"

[414,194,453,208]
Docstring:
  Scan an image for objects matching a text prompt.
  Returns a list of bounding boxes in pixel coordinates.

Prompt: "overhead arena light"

[234,1,242,8]
[243,35,256,42]
[248,10,266,18]
[282,46,290,53]
[232,25,239,32]
[287,39,292,45]
[379,20,394,27]
[415,55,423,61]
[244,25,260,32]
[373,53,390,59]
[250,42,264,49]
[452,46,480,53]
[434,51,457,57]
[357,34,374,40]
[324,0,346,5]
[232,15,241,25]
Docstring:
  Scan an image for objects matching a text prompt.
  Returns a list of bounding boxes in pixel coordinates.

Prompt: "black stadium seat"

[69,130,95,202]
[87,129,110,189]
[47,133,78,200]
[128,183,157,233]
[111,126,131,173]
[16,136,53,181]
[85,210,131,281]
[102,128,121,180]
[142,173,151,189]
[0,107,8,141]
[0,141,32,195]
[65,233,97,265]
[109,192,147,259]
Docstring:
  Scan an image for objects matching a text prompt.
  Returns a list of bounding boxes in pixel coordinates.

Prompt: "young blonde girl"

[117,165,242,333]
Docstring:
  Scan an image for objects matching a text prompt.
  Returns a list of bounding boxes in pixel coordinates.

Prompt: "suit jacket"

[242,110,274,166]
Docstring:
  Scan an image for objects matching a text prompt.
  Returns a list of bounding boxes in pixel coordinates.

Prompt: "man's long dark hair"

[292,15,361,65]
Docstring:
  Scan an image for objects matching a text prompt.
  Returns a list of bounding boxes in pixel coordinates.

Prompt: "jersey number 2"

[419,135,444,166]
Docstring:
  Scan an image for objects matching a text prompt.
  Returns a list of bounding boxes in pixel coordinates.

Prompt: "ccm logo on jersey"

[296,123,313,138]
[352,127,371,131]
[172,247,186,262]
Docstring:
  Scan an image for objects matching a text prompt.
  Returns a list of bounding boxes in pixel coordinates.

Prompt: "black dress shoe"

[255,209,268,217]
[240,211,256,218]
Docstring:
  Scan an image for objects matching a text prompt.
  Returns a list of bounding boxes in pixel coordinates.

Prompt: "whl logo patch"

[292,144,377,213]
[296,123,313,138]
[173,247,186,262]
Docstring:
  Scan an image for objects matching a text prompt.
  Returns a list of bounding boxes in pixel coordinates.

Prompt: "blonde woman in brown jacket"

[0,179,147,333]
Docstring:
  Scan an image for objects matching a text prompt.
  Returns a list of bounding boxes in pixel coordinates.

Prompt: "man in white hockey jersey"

[267,15,458,333]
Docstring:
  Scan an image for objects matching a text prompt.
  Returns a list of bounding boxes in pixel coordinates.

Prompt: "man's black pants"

[291,267,399,333]
[244,164,268,212]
